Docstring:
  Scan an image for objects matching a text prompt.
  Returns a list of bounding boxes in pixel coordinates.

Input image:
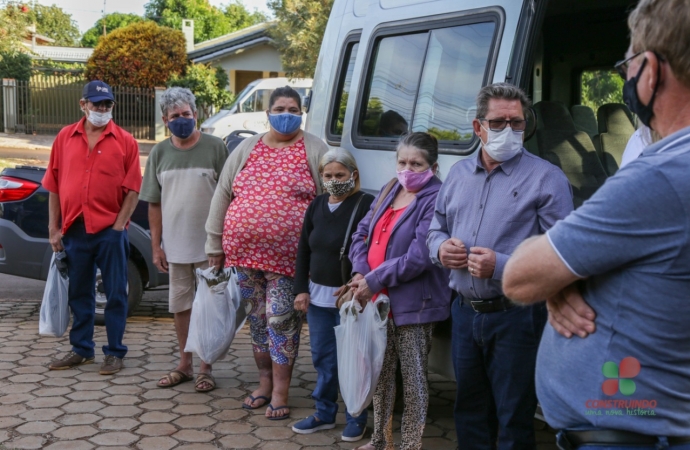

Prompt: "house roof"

[28,45,94,62]
[188,22,275,63]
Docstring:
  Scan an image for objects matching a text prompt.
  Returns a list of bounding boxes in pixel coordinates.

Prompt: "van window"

[241,89,271,113]
[580,69,624,111]
[356,21,496,146]
[330,41,359,138]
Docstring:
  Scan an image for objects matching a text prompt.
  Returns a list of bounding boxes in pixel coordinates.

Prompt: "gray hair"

[160,87,197,117]
[319,148,361,194]
[476,83,531,119]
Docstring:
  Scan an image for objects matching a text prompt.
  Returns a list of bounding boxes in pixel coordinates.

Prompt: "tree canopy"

[267,0,333,78]
[0,2,33,55]
[81,13,145,48]
[85,21,187,88]
[581,70,625,111]
[168,64,234,120]
[144,0,266,44]
[29,4,80,47]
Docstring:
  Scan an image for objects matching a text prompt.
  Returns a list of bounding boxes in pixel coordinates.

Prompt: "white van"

[200,77,313,140]
[307,0,637,378]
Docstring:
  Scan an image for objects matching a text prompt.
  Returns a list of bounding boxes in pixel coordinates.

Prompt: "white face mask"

[480,124,523,162]
[84,109,112,128]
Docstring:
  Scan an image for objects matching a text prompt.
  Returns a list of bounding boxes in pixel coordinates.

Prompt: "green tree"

[145,0,263,44]
[0,50,31,80]
[168,63,234,120]
[0,2,33,55]
[29,4,80,47]
[85,21,187,88]
[581,70,624,111]
[267,0,333,78]
[81,13,144,48]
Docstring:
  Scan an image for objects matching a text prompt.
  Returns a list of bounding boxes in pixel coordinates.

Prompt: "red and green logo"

[602,357,641,396]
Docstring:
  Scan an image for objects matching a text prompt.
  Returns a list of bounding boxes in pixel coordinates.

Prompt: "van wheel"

[94,259,143,326]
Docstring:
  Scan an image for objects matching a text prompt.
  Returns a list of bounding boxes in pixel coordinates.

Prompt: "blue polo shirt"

[537,126,690,436]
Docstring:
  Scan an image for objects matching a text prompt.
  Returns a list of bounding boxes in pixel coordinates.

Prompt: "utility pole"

[102,0,107,37]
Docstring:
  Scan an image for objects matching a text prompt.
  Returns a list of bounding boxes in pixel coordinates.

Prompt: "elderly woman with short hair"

[205,86,328,420]
[291,148,374,441]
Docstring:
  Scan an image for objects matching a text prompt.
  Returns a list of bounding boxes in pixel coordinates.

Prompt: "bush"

[0,51,32,81]
[85,22,186,88]
[168,64,234,120]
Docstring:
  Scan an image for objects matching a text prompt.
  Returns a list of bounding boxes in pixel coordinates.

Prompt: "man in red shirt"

[43,80,142,375]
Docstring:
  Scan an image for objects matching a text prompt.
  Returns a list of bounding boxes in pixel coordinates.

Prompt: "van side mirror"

[303,91,312,113]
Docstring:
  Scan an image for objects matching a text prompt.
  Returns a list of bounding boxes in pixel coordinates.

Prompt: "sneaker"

[292,415,336,434]
[99,355,123,375]
[48,351,94,370]
[342,421,367,442]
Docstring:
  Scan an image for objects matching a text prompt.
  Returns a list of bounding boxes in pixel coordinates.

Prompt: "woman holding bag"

[292,148,374,442]
[348,132,451,450]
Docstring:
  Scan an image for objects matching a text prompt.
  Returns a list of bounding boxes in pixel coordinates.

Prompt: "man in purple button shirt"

[427,83,573,449]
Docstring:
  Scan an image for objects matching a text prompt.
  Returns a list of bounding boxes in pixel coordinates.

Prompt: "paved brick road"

[0,294,558,449]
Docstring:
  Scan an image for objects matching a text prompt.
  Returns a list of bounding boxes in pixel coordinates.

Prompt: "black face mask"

[622,56,660,129]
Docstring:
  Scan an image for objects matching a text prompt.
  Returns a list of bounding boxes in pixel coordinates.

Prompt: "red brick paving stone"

[98,405,142,417]
[97,418,140,430]
[135,436,178,450]
[31,387,72,397]
[0,416,24,428]
[212,409,249,421]
[59,413,101,425]
[218,434,260,449]
[89,431,139,446]
[44,441,95,450]
[61,400,106,413]
[20,408,63,421]
[67,391,108,401]
[171,429,216,443]
[253,426,297,440]
[15,420,59,434]
[104,385,142,395]
[139,411,179,423]
[138,400,176,411]
[135,423,178,437]
[212,422,254,435]
[172,414,217,429]
[4,435,46,449]
[102,395,141,406]
[52,425,100,439]
[0,393,35,404]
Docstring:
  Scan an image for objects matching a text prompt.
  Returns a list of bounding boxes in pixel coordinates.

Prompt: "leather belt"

[454,291,515,313]
[562,429,690,448]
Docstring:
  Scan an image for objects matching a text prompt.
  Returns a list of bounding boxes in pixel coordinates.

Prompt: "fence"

[2,76,156,140]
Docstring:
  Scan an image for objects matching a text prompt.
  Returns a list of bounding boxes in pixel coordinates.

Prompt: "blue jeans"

[62,222,129,359]
[557,429,690,450]
[307,304,367,426]
[451,297,546,450]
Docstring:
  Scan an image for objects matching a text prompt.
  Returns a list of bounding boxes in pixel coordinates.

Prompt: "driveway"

[0,274,558,449]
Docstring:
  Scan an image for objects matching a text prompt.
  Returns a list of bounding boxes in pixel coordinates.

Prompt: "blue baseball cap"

[82,80,115,103]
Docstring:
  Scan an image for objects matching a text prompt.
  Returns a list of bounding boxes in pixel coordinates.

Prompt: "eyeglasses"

[614,51,643,79]
[478,118,527,132]
[90,100,114,109]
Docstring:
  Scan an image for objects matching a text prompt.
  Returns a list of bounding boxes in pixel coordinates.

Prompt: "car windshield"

[225,82,258,111]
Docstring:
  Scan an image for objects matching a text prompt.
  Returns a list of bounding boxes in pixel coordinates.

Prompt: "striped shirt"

[427,149,573,299]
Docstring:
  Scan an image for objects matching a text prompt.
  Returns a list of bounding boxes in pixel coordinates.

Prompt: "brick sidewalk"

[0,299,557,449]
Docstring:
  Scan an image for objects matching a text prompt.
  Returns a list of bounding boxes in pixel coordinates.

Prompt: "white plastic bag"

[185,267,246,365]
[39,251,70,337]
[335,294,389,417]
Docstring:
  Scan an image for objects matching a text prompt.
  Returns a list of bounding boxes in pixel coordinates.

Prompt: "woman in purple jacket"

[349,132,451,450]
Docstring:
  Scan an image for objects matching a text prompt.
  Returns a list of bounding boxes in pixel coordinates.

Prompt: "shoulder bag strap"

[340,193,366,262]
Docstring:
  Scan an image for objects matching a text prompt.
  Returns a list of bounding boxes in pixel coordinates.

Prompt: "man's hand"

[468,247,496,278]
[153,247,168,273]
[439,238,468,269]
[294,293,310,312]
[208,254,225,272]
[546,283,596,338]
[49,227,64,252]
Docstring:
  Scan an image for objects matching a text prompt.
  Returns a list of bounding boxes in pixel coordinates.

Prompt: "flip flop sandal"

[194,373,216,392]
[156,370,193,388]
[266,404,290,420]
[242,395,272,410]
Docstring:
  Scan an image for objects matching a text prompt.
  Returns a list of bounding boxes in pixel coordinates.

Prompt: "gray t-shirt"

[538,127,690,435]
[139,134,227,263]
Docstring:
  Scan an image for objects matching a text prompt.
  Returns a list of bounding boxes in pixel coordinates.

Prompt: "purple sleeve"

[349,204,373,277]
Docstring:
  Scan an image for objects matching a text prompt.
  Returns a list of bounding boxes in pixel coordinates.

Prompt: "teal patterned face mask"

[323,176,355,197]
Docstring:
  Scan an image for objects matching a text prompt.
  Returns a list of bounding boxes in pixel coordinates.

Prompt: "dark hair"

[268,85,302,110]
[378,110,408,136]
[476,83,531,119]
[396,132,439,166]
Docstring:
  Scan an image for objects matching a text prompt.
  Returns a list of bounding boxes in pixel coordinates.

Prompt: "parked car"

[200,77,312,140]
[0,165,168,325]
